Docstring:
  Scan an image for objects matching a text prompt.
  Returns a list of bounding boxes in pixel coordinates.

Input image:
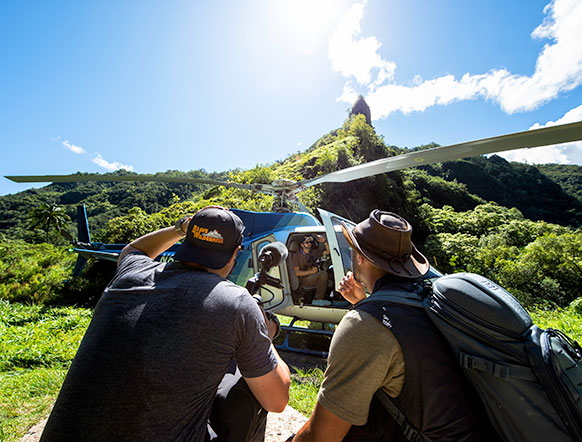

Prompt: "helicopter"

[6,120,582,355]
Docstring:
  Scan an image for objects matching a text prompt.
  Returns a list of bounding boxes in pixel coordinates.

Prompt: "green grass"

[0,301,91,442]
[528,299,582,342]
[1,300,580,439]
[289,367,325,417]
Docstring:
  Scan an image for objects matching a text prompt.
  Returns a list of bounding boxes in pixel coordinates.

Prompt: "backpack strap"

[374,390,434,442]
[355,289,432,442]
[458,352,538,381]
[355,288,424,309]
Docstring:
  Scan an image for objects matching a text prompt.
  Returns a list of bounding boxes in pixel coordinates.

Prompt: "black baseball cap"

[174,206,244,269]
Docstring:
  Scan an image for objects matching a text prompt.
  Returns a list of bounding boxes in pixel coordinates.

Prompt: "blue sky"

[1,0,581,196]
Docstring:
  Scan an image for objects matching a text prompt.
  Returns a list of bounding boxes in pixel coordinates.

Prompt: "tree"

[27,203,73,242]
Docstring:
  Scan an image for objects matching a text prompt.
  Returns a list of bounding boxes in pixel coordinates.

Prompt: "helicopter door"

[250,234,293,312]
[318,209,357,290]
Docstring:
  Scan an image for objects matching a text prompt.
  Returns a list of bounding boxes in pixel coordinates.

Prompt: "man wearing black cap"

[41,206,290,442]
[291,210,491,442]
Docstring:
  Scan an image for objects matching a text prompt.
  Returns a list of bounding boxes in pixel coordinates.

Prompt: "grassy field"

[0,301,92,441]
[1,300,580,440]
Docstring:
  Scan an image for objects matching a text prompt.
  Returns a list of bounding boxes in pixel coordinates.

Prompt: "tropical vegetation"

[1,111,581,439]
[1,300,580,440]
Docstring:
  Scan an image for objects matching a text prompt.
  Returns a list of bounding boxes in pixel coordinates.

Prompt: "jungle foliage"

[420,203,582,307]
[0,114,581,308]
[0,170,229,242]
[536,163,582,205]
[422,156,582,227]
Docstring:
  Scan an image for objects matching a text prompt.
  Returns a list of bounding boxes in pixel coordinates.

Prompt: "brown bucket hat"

[340,210,429,278]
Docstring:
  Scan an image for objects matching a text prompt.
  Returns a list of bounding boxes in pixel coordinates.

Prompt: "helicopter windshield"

[330,216,356,275]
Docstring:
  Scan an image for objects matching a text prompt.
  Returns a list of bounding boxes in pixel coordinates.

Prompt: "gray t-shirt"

[41,252,277,442]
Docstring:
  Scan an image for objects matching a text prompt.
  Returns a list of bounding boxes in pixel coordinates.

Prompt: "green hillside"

[536,163,582,204]
[0,170,228,242]
[0,114,581,309]
[420,155,582,227]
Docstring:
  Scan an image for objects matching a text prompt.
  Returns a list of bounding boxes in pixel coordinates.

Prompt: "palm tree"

[27,203,73,242]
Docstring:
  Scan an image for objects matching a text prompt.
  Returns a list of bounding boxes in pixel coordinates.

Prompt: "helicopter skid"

[275,318,334,358]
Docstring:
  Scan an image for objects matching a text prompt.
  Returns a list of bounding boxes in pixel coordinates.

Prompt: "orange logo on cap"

[191,224,224,244]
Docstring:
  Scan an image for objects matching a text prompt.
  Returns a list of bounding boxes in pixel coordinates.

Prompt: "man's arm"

[294,265,319,277]
[316,235,330,256]
[292,402,352,442]
[244,348,291,413]
[117,217,190,265]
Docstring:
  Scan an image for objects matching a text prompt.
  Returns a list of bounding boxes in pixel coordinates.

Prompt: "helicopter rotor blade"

[6,121,582,197]
[301,121,582,187]
[4,173,279,193]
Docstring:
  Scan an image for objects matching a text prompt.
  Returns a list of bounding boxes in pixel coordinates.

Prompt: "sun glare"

[275,0,349,52]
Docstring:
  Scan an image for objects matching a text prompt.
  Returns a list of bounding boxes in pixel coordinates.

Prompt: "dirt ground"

[20,351,324,442]
[20,408,307,442]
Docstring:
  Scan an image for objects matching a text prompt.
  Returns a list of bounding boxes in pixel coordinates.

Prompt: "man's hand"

[315,235,330,256]
[337,271,366,305]
[265,311,281,340]
[258,305,280,340]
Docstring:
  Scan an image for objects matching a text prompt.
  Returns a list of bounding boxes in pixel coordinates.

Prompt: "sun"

[274,0,350,53]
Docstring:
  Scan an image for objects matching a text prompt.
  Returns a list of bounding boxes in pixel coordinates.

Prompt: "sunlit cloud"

[329,1,395,89]
[56,136,134,171]
[330,0,582,119]
[92,153,134,172]
[496,105,582,164]
[61,139,86,155]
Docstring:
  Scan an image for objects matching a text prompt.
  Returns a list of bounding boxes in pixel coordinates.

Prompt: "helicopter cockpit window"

[330,217,355,275]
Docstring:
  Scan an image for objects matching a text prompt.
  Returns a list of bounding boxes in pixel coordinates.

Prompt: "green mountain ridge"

[420,156,582,227]
[535,163,582,205]
[1,115,581,309]
[1,115,581,244]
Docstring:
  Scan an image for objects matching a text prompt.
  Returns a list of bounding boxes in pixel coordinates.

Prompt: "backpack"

[356,272,582,442]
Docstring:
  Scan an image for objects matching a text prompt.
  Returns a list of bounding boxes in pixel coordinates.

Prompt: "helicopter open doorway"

[243,209,357,356]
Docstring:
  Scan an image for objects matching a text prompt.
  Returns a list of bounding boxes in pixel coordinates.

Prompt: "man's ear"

[228,246,241,264]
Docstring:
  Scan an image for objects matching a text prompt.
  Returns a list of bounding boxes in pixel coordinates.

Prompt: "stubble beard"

[351,248,364,284]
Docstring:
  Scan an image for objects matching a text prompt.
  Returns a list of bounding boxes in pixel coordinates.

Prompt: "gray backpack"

[358,272,582,442]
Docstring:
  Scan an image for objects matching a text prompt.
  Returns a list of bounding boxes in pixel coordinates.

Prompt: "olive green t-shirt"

[317,310,405,425]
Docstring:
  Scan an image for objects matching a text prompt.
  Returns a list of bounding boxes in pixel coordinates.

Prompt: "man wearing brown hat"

[291,210,491,442]
[41,206,290,442]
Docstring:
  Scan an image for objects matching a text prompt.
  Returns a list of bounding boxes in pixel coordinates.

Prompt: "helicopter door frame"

[250,233,293,312]
[318,209,356,290]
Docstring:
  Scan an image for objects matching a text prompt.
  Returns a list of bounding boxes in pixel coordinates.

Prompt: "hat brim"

[340,221,429,279]
[174,242,233,270]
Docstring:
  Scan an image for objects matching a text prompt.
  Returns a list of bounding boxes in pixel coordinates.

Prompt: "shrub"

[0,240,75,304]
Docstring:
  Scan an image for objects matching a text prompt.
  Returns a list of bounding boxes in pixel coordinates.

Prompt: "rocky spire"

[349,95,371,125]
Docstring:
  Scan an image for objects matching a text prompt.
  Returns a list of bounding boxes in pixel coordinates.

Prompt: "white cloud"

[92,153,134,172]
[328,1,395,89]
[56,136,134,171]
[330,0,582,119]
[497,104,582,164]
[61,139,86,155]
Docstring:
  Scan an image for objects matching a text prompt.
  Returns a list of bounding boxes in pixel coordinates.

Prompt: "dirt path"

[20,407,307,442]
